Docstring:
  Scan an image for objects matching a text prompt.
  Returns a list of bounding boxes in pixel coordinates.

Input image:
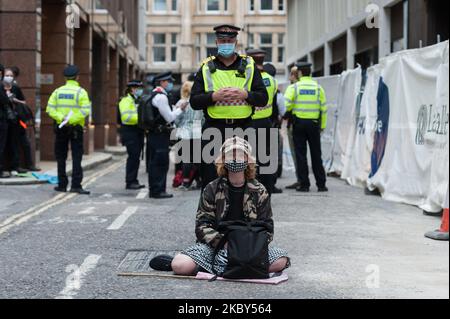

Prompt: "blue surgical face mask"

[166,82,174,92]
[135,89,144,98]
[218,43,236,58]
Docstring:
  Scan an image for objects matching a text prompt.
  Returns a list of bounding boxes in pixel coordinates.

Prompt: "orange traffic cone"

[425,187,449,241]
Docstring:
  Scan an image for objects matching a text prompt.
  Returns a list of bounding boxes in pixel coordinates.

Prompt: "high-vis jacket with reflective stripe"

[252,71,277,120]
[119,94,138,126]
[284,76,328,129]
[202,56,255,120]
[46,80,91,127]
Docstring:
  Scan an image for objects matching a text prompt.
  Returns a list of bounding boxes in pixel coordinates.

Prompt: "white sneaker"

[10,171,19,177]
[178,185,189,191]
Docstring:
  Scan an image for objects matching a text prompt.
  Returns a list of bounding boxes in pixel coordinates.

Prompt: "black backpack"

[211,220,272,281]
[137,91,161,130]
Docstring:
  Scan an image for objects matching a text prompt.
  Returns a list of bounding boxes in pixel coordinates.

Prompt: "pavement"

[0,155,448,299]
[0,152,115,186]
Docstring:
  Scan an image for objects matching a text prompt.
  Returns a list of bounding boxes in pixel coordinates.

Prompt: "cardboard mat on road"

[117,250,289,285]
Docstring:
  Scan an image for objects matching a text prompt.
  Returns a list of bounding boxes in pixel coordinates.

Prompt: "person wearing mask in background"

[285,62,328,193]
[0,64,11,179]
[174,81,204,191]
[263,63,285,194]
[10,66,20,85]
[190,25,268,190]
[46,65,92,195]
[284,65,301,190]
[119,80,146,191]
[246,49,277,196]
[148,72,185,199]
[3,68,40,174]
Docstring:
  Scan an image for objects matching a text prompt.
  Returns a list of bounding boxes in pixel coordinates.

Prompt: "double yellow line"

[0,159,126,237]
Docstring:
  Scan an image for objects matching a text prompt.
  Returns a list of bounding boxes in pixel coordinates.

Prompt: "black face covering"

[253,56,265,66]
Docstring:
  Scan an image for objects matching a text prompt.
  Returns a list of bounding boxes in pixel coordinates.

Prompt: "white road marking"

[0,160,125,237]
[136,189,148,200]
[78,207,96,215]
[56,254,102,299]
[107,207,139,231]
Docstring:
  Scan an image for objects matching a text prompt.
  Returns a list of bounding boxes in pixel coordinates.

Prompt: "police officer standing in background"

[119,80,145,190]
[148,72,184,199]
[190,25,268,189]
[246,49,278,195]
[284,62,328,193]
[46,65,91,195]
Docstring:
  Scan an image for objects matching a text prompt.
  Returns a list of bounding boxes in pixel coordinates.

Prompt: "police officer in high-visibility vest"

[119,80,145,190]
[246,49,278,195]
[190,25,268,189]
[284,62,328,193]
[46,65,91,195]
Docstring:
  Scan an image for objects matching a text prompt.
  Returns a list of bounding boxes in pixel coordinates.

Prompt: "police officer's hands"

[225,88,248,101]
[212,88,248,102]
[212,88,228,102]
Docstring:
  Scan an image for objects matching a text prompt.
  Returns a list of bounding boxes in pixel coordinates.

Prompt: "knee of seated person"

[172,255,195,275]
[270,257,288,272]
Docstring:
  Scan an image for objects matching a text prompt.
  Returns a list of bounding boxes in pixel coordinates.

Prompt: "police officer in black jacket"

[190,25,268,189]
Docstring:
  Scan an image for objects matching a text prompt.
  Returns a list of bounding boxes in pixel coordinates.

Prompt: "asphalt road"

[0,156,448,299]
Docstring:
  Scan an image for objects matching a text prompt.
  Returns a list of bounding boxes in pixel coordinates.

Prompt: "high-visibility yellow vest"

[252,71,277,120]
[46,80,91,127]
[202,55,255,120]
[119,94,138,126]
[284,76,328,129]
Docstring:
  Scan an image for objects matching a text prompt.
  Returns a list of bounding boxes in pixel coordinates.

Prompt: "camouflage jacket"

[196,178,274,248]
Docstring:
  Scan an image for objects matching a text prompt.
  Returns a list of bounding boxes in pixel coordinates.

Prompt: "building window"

[224,0,228,11]
[260,0,273,11]
[278,33,284,63]
[249,0,255,12]
[154,0,167,12]
[207,0,220,11]
[260,33,273,62]
[195,34,202,62]
[278,0,284,11]
[171,33,177,62]
[206,33,217,57]
[171,0,178,11]
[153,33,166,63]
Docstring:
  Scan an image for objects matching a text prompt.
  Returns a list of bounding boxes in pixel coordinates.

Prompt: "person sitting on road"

[169,137,290,276]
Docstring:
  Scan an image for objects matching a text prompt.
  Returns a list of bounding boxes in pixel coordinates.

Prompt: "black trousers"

[55,125,84,189]
[6,123,20,171]
[201,120,251,190]
[121,126,145,186]
[0,121,8,173]
[293,118,326,188]
[17,127,33,169]
[250,118,276,195]
[147,132,170,196]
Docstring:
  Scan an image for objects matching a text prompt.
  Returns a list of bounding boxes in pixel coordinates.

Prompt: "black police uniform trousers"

[201,119,251,190]
[147,131,170,196]
[120,125,144,187]
[250,117,276,195]
[0,120,8,173]
[55,125,84,189]
[293,117,327,189]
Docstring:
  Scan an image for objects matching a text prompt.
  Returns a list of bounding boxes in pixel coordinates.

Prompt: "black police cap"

[127,80,143,87]
[153,72,175,84]
[214,25,241,39]
[246,48,266,56]
[63,64,80,77]
[296,62,313,69]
